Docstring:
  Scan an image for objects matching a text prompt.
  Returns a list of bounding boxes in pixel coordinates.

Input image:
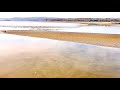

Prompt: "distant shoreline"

[0,21,120,27]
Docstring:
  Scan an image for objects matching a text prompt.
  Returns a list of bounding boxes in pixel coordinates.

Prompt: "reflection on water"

[0,21,79,27]
[0,34,120,78]
[0,21,120,34]
[56,26,120,34]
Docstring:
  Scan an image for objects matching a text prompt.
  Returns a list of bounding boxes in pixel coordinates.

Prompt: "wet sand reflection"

[0,34,120,78]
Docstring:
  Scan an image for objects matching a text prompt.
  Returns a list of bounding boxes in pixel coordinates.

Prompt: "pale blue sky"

[0,12,120,18]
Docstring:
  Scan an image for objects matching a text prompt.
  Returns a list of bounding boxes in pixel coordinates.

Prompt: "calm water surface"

[0,33,120,78]
[0,21,120,34]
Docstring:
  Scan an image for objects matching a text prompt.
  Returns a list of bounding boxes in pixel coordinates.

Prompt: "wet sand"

[79,22,120,26]
[5,30,120,48]
[0,33,120,78]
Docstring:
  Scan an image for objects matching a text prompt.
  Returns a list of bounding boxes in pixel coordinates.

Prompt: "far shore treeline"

[0,17,120,22]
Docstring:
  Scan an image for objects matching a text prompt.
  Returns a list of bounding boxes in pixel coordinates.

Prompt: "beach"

[0,21,120,78]
[1,12,120,78]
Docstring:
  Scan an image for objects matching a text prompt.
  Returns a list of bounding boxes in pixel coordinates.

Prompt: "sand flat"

[0,40,120,78]
[5,30,120,48]
[0,33,120,78]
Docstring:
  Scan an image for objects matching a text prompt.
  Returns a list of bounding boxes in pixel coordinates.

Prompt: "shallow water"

[0,21,120,78]
[57,26,120,34]
[0,21,80,27]
[0,21,120,34]
[0,33,120,78]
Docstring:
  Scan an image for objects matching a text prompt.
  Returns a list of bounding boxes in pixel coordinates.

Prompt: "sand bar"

[5,30,120,48]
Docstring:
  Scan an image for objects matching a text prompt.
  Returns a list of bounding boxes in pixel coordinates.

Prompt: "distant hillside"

[0,17,56,21]
[0,17,67,21]
[0,17,120,22]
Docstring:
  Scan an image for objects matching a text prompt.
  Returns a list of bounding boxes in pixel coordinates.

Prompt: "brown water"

[0,34,120,78]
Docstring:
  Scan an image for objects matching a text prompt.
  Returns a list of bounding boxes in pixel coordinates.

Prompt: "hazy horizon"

[0,12,120,18]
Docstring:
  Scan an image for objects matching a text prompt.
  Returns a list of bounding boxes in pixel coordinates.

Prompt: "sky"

[0,12,120,18]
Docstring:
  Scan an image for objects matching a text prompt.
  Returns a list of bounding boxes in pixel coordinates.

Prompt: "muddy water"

[0,34,120,78]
